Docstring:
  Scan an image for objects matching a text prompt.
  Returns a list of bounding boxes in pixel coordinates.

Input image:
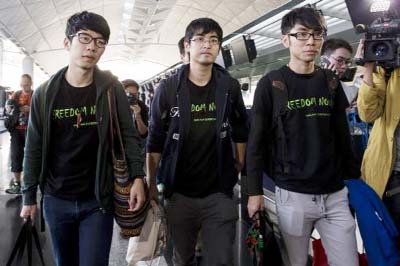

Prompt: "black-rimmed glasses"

[70,32,108,48]
[329,56,352,66]
[190,36,220,46]
[287,32,326,40]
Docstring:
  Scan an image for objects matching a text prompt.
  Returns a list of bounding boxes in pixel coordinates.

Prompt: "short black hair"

[122,79,139,89]
[178,37,185,56]
[321,38,353,56]
[184,18,223,46]
[65,11,110,42]
[281,7,327,35]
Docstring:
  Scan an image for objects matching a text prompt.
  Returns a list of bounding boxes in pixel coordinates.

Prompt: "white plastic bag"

[126,201,167,266]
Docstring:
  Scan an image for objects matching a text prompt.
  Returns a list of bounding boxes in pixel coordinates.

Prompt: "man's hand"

[247,195,264,219]
[128,178,146,212]
[20,204,37,221]
[235,160,244,174]
[130,105,141,116]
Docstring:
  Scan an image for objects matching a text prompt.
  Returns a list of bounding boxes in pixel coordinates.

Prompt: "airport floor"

[0,127,252,266]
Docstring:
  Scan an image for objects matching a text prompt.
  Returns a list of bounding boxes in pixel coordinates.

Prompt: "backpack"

[4,91,22,132]
[264,67,338,178]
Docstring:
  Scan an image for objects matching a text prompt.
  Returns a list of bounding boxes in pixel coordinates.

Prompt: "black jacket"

[146,64,248,196]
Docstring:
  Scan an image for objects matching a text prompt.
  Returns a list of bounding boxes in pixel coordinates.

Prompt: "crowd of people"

[2,4,399,266]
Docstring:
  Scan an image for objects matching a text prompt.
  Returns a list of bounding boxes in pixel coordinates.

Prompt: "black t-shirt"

[175,78,219,197]
[45,78,99,200]
[255,66,350,194]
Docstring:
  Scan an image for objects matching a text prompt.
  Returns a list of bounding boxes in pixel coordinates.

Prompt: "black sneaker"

[5,182,21,195]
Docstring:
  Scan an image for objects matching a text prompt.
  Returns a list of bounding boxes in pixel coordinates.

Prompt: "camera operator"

[356,39,400,230]
[122,79,149,138]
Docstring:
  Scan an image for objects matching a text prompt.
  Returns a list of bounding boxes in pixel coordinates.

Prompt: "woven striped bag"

[108,87,150,237]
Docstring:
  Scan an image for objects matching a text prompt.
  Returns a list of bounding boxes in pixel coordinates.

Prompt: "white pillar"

[22,55,34,79]
[0,39,3,84]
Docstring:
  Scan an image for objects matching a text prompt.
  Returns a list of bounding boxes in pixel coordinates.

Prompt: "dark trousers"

[43,194,114,266]
[165,192,238,266]
[10,129,26,173]
[383,171,400,231]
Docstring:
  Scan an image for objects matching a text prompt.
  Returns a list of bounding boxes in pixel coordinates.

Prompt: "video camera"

[345,0,400,68]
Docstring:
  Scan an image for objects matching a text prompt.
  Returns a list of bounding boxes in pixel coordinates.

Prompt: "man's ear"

[64,37,71,50]
[184,40,190,51]
[281,35,290,48]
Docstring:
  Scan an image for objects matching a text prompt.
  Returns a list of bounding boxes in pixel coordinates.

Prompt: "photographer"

[356,39,400,230]
[122,79,149,138]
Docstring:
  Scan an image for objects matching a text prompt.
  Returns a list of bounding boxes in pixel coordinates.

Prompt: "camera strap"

[383,67,394,84]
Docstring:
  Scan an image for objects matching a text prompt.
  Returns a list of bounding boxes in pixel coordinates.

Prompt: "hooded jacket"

[146,64,248,197]
[345,179,400,266]
[22,66,145,212]
[357,67,400,197]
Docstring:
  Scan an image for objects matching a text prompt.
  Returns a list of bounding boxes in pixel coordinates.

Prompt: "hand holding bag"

[107,87,150,237]
[126,201,168,266]
[6,217,46,266]
[245,210,283,266]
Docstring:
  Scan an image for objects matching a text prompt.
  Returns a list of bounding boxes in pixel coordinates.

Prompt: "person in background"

[246,7,360,266]
[122,79,149,138]
[356,39,400,232]
[147,18,248,266]
[320,38,353,79]
[320,38,359,105]
[5,74,33,195]
[20,11,145,266]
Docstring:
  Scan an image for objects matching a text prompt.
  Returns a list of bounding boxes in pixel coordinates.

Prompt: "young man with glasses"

[246,7,360,266]
[321,38,353,80]
[20,11,146,266]
[147,18,248,266]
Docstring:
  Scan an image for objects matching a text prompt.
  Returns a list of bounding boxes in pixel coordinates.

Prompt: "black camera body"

[127,95,138,105]
[360,17,400,68]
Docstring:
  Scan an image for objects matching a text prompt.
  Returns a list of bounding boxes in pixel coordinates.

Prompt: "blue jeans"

[43,194,114,266]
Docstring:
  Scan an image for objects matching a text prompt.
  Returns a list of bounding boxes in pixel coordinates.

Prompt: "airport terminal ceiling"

[0,0,288,82]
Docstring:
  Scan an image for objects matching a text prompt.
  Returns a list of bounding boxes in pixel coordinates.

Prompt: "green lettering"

[59,109,65,119]
[295,99,301,109]
[53,109,60,119]
[81,106,87,115]
[208,102,216,112]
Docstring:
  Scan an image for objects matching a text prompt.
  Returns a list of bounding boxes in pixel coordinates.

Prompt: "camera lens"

[372,42,390,58]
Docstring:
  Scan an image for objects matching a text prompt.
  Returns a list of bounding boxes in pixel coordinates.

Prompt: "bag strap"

[32,222,46,266]
[269,68,289,175]
[7,220,27,266]
[320,68,338,108]
[6,218,46,266]
[107,86,127,162]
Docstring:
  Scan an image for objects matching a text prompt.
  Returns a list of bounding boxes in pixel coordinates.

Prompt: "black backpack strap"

[268,68,290,175]
[320,68,338,108]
